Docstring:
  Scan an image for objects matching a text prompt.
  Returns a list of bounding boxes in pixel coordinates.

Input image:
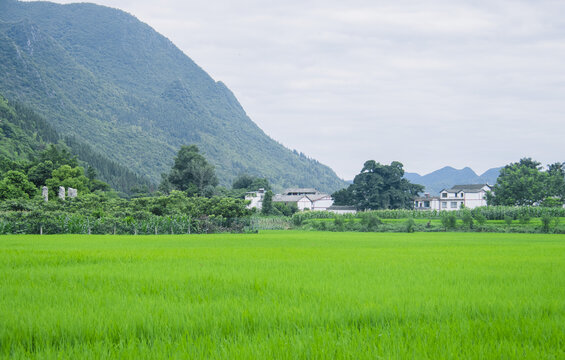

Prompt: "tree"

[261,190,273,215]
[45,165,91,198]
[0,171,37,200]
[546,162,565,201]
[486,158,556,206]
[331,187,354,206]
[27,160,54,187]
[232,174,270,191]
[164,145,218,196]
[334,160,423,210]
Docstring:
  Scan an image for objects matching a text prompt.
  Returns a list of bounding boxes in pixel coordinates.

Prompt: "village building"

[245,188,266,210]
[273,188,334,211]
[415,184,492,210]
[245,188,334,211]
[413,193,441,211]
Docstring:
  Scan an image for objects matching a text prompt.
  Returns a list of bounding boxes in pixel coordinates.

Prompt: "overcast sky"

[43,0,565,179]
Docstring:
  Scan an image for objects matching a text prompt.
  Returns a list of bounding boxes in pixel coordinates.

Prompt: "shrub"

[461,210,474,229]
[441,213,457,230]
[518,212,531,225]
[540,214,557,233]
[404,218,415,233]
[359,212,382,231]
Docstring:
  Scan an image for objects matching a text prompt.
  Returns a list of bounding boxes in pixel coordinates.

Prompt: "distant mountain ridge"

[0,0,346,193]
[405,166,501,195]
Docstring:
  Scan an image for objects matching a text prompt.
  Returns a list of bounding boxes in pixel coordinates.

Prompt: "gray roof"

[442,184,491,193]
[307,194,331,201]
[273,193,331,203]
[283,188,319,195]
[273,194,307,203]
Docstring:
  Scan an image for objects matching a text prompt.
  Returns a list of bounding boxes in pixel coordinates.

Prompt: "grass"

[1,231,564,359]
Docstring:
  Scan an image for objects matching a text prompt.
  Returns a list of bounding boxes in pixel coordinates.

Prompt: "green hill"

[0,94,152,194]
[0,0,346,193]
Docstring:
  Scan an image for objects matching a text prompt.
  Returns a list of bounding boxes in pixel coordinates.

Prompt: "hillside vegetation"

[0,94,152,194]
[0,0,346,192]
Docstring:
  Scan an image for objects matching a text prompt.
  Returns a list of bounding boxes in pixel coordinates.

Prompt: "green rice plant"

[1,232,564,358]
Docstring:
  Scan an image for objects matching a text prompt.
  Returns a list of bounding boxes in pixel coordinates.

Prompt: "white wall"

[312,197,334,211]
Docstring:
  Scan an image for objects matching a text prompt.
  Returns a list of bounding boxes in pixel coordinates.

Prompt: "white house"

[414,193,441,210]
[245,188,266,210]
[273,188,334,211]
[438,184,492,210]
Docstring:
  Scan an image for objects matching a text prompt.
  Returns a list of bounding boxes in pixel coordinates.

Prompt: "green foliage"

[540,214,558,233]
[232,174,270,191]
[261,190,274,215]
[272,202,298,217]
[0,94,151,194]
[164,145,218,196]
[472,211,487,226]
[441,213,457,230]
[461,210,474,229]
[359,212,382,231]
[488,158,565,206]
[46,165,90,194]
[0,170,36,200]
[332,187,354,206]
[404,217,415,233]
[334,160,423,210]
[504,215,513,226]
[0,2,347,192]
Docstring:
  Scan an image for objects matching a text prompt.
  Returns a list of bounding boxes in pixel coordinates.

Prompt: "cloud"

[35,0,565,177]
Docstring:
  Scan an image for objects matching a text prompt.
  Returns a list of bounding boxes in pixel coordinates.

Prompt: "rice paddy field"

[1,231,564,359]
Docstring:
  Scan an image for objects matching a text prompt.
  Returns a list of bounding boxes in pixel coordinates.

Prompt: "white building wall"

[312,197,334,211]
[297,197,313,211]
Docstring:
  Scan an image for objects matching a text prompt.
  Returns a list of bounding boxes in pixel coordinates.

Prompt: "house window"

[424,201,430,208]
[441,193,447,198]
[451,202,457,208]
[460,193,464,198]
[442,202,447,209]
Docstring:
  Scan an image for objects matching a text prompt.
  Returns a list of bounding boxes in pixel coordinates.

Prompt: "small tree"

[261,190,273,215]
[461,210,474,229]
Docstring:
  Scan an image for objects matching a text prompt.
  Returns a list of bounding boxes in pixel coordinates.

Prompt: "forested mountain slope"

[0,0,346,192]
[0,94,152,194]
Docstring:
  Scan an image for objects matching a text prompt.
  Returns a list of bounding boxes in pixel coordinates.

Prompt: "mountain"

[405,166,501,195]
[0,94,152,193]
[0,0,346,193]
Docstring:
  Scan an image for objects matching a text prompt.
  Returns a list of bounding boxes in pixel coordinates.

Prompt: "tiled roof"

[442,184,491,193]
[283,188,319,195]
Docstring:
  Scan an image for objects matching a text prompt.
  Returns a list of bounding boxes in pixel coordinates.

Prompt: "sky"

[39,0,565,179]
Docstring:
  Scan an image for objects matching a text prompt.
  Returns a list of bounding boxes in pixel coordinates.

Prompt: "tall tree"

[332,160,423,210]
[486,158,548,206]
[546,162,565,201]
[165,145,218,196]
[261,190,273,215]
